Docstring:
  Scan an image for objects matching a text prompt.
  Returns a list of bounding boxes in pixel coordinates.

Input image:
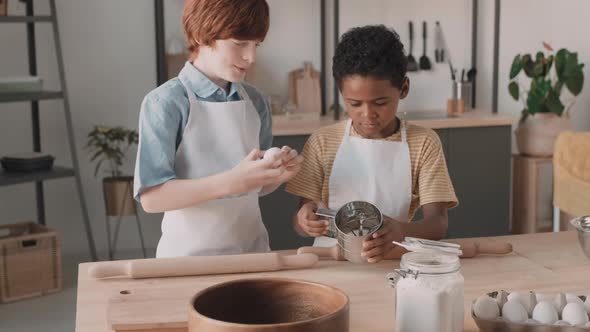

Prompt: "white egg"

[562,302,589,326]
[554,320,571,326]
[566,293,585,305]
[585,321,590,327]
[555,293,567,313]
[524,318,540,325]
[527,291,537,316]
[585,296,590,314]
[532,301,559,324]
[474,295,500,320]
[502,299,528,323]
[263,147,282,167]
[507,291,536,316]
[536,292,553,303]
[507,291,522,302]
[496,290,508,310]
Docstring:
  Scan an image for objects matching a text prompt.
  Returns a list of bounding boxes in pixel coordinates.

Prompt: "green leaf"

[533,63,545,77]
[527,80,547,114]
[86,125,138,178]
[566,69,584,95]
[508,81,519,100]
[526,94,542,114]
[89,150,103,162]
[522,54,535,78]
[546,90,565,115]
[545,55,554,74]
[555,49,567,80]
[509,54,523,79]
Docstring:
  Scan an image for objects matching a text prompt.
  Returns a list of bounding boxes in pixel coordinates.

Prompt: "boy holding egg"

[134,0,302,258]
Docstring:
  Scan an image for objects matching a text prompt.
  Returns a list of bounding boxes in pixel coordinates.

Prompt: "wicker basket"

[0,221,62,303]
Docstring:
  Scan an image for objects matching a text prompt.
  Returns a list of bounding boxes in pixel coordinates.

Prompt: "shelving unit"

[0,0,97,260]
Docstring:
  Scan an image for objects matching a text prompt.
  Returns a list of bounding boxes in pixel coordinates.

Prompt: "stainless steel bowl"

[570,216,590,259]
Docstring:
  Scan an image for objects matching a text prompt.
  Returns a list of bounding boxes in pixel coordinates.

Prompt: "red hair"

[182,0,270,56]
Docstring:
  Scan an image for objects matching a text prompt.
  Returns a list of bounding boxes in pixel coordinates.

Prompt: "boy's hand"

[296,201,329,237]
[229,149,283,193]
[275,146,303,183]
[362,216,405,263]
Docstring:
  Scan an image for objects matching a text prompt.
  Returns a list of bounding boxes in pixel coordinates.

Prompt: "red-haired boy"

[134,0,302,258]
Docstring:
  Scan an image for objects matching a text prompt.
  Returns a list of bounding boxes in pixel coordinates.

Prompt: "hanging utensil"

[419,21,432,70]
[466,68,477,82]
[435,21,445,63]
[407,21,418,72]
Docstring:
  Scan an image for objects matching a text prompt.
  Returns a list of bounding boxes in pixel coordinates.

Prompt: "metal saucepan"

[313,201,384,263]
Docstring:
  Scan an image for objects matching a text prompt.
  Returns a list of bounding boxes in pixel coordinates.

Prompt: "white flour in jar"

[394,254,464,332]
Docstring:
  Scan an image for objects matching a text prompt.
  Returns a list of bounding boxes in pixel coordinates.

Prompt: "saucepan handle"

[315,208,336,218]
[315,208,338,238]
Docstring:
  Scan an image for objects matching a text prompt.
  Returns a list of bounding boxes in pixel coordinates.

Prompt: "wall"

[497,0,590,130]
[1,0,589,258]
[0,0,162,259]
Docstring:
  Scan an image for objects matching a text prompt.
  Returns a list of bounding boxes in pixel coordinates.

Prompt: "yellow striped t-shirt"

[285,120,458,220]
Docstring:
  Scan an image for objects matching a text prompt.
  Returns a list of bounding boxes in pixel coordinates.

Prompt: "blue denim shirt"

[133,62,272,200]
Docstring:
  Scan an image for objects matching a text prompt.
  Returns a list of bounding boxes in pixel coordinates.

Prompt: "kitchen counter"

[272,109,516,136]
[75,231,590,332]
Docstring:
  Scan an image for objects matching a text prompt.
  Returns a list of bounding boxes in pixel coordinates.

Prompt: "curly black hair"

[333,25,408,89]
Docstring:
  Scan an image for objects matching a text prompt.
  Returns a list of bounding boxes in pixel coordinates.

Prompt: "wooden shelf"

[0,91,63,103]
[0,166,75,186]
[0,16,52,23]
[512,155,554,234]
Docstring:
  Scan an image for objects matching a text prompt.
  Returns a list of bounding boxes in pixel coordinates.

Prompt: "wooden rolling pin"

[88,252,319,279]
[297,239,513,261]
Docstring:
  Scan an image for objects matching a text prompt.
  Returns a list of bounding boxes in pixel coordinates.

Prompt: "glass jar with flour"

[387,237,464,332]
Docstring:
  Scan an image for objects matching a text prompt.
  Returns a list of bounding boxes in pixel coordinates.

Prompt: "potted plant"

[86,126,138,217]
[508,43,584,157]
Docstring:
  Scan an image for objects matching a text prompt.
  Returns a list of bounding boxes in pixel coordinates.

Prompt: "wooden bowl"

[188,278,349,332]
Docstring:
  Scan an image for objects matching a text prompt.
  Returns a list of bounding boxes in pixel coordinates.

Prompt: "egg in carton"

[472,290,590,331]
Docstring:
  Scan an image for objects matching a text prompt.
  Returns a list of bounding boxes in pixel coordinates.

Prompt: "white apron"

[314,119,412,247]
[156,77,270,257]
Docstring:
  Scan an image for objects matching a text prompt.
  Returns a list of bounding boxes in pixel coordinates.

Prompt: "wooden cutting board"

[107,260,396,332]
[289,62,321,113]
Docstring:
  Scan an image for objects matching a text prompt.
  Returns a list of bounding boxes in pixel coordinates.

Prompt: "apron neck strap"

[235,83,251,102]
[400,119,407,142]
[179,75,198,104]
[345,119,353,137]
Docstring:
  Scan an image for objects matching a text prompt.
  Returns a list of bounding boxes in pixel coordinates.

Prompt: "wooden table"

[75,231,590,331]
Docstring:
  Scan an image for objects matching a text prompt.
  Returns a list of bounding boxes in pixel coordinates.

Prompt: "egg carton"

[472,291,590,332]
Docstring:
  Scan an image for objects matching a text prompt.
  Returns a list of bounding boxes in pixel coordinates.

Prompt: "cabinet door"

[446,126,511,238]
[259,135,314,250]
[434,128,449,160]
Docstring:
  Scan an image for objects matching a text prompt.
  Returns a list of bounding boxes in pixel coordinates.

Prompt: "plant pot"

[102,176,136,217]
[515,113,571,157]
